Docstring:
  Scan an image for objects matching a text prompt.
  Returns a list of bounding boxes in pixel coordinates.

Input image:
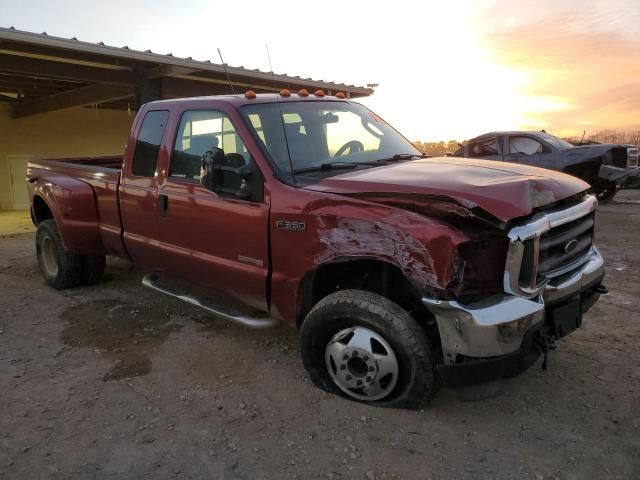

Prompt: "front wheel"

[594,180,618,202]
[300,290,436,409]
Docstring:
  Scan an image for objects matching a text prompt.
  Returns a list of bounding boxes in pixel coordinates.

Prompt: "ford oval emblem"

[564,239,579,253]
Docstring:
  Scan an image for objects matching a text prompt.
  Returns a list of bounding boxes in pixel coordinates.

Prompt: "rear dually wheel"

[36,219,83,289]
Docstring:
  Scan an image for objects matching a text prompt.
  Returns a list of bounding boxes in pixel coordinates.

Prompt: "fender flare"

[31,175,105,256]
[294,254,440,326]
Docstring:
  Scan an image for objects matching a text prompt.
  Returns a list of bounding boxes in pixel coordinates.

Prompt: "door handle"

[159,193,169,216]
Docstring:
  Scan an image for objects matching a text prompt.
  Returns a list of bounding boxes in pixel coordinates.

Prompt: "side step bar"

[142,273,279,329]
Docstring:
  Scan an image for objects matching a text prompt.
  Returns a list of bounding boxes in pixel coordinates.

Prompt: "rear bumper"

[423,247,605,388]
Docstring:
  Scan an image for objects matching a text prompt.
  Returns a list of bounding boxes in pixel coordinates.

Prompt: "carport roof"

[0,26,374,118]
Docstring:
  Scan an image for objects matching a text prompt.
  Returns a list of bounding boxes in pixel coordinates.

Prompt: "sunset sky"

[3,0,639,141]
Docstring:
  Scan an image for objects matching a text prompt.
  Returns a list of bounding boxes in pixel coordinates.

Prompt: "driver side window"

[170,110,249,182]
[171,110,262,202]
[509,136,544,155]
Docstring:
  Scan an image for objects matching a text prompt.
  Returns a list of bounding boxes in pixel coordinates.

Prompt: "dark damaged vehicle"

[27,92,606,408]
[454,131,639,200]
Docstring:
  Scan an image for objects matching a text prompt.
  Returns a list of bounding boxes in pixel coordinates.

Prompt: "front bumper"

[423,246,605,388]
[599,164,640,184]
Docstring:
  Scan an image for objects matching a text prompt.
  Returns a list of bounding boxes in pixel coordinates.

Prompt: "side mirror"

[200,148,263,201]
[200,147,226,191]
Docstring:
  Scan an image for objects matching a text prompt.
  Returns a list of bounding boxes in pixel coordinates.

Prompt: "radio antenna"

[217,48,236,95]
[266,43,275,79]
[266,43,279,97]
[266,43,294,173]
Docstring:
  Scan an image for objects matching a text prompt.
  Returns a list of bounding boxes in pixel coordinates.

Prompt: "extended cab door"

[156,107,269,312]
[120,109,170,270]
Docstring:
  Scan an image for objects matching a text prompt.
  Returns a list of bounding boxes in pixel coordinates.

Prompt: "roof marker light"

[314,89,325,97]
[298,89,309,97]
[245,90,257,99]
[335,91,346,99]
[280,88,291,97]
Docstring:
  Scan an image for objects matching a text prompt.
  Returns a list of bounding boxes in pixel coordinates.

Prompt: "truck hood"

[558,143,628,166]
[303,157,590,223]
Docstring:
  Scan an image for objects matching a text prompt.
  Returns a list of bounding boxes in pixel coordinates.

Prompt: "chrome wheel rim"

[325,326,399,401]
[40,236,59,277]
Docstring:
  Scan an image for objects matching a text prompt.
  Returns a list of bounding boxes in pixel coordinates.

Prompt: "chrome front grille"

[538,212,595,278]
[504,195,598,298]
[627,148,639,168]
[612,147,628,168]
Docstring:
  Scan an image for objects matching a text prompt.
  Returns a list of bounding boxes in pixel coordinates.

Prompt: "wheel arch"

[30,176,105,256]
[32,194,54,225]
[296,257,437,331]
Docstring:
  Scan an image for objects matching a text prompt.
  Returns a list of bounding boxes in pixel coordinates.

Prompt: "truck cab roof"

[468,131,550,141]
[143,92,352,110]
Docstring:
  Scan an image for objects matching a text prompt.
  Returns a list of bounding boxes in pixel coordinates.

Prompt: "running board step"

[142,273,278,329]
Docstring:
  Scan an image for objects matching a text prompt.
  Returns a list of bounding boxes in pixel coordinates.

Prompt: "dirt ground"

[1,192,639,480]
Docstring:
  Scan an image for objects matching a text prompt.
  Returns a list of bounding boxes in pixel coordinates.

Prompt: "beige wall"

[0,102,135,211]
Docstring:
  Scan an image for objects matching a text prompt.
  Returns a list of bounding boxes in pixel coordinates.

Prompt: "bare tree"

[585,130,640,146]
[413,140,460,156]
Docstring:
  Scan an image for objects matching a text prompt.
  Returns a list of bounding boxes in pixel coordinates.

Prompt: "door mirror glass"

[200,147,261,201]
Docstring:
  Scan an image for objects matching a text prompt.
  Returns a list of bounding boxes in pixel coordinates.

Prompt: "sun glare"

[359,3,576,141]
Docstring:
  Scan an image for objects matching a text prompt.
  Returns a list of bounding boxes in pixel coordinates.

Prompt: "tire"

[82,255,106,285]
[35,219,83,290]
[300,289,436,409]
[594,180,618,202]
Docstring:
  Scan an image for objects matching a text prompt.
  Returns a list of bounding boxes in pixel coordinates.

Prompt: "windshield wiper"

[376,153,426,163]
[293,155,425,174]
[293,160,382,174]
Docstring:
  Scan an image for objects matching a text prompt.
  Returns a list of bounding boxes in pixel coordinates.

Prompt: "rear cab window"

[468,137,499,157]
[131,110,169,177]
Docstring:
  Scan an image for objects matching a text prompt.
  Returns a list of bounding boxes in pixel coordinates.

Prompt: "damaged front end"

[304,162,606,389]
[345,192,510,301]
[422,194,605,388]
[562,145,637,199]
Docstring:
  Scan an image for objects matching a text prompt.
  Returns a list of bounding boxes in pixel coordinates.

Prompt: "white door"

[7,155,32,210]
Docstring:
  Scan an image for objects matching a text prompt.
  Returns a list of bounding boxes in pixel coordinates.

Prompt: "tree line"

[412,140,460,156]
[566,129,640,146]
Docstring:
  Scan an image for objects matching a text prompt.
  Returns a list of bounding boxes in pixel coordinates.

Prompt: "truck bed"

[27,155,126,258]
[30,155,123,173]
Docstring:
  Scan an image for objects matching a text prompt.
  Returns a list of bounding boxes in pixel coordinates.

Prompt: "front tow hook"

[535,334,557,371]
[595,284,609,294]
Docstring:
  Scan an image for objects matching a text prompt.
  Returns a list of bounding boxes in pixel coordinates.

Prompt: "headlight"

[450,236,509,302]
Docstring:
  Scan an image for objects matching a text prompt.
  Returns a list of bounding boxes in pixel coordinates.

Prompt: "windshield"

[240,101,420,176]
[538,132,574,150]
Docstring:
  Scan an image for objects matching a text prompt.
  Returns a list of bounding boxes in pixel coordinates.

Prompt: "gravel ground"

[1,192,639,480]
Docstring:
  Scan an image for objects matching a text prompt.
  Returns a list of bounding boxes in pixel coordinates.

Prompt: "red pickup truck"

[27,91,606,408]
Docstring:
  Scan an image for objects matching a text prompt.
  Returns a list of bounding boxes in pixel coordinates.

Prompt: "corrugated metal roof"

[0,26,374,96]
